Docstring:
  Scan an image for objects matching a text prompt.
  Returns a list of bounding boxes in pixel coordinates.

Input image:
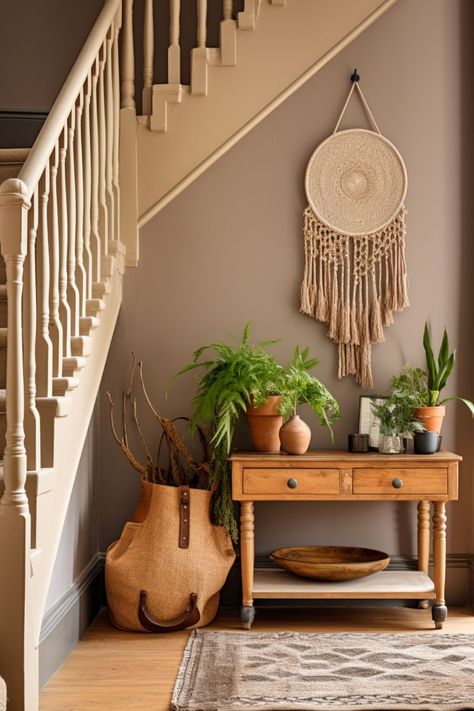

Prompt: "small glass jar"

[378,435,403,454]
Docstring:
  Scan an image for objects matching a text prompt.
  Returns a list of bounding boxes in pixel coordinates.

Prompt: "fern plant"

[172,326,339,540]
[279,346,340,440]
[171,323,282,541]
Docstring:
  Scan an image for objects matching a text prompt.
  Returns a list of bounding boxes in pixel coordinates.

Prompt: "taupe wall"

[0,0,103,111]
[99,0,474,599]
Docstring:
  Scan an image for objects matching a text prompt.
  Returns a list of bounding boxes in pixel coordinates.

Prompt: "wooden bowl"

[270,546,390,581]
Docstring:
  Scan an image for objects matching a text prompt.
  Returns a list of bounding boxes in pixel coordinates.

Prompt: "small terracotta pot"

[280,415,311,455]
[414,406,446,434]
[246,395,282,453]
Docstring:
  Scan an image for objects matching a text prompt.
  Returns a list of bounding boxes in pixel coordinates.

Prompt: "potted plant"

[370,396,420,454]
[171,323,284,540]
[370,400,402,454]
[390,323,474,433]
[278,346,340,455]
[172,324,339,538]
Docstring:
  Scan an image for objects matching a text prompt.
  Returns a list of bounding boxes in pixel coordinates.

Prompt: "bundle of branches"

[107,354,210,489]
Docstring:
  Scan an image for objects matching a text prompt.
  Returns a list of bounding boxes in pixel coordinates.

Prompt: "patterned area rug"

[172,631,474,710]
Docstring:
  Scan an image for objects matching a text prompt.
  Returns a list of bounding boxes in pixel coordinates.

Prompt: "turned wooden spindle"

[91,56,102,286]
[169,0,181,84]
[121,0,135,109]
[142,0,154,115]
[23,187,41,472]
[67,109,80,338]
[112,22,121,245]
[36,168,53,397]
[47,143,63,378]
[191,0,208,95]
[75,88,87,319]
[58,126,71,357]
[221,0,236,66]
[105,34,115,249]
[82,72,94,301]
[98,43,109,262]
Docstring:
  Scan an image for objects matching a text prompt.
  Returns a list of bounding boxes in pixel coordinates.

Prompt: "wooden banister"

[18,0,121,198]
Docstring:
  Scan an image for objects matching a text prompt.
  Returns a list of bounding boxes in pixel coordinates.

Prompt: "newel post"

[120,0,139,266]
[0,178,38,710]
[0,178,29,510]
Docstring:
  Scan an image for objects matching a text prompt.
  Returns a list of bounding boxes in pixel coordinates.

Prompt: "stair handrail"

[19,0,122,199]
[0,1,124,707]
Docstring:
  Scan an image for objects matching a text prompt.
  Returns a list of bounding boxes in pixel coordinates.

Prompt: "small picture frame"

[358,395,389,450]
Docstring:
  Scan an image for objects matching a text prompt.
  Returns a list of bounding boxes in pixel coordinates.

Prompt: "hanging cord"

[333,73,381,135]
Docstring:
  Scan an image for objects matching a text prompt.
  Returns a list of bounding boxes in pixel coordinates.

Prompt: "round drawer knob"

[392,477,403,489]
[287,478,298,489]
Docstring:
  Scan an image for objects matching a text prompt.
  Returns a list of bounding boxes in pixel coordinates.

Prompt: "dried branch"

[138,361,164,424]
[107,356,210,489]
[122,391,130,449]
[106,391,148,478]
[131,395,154,469]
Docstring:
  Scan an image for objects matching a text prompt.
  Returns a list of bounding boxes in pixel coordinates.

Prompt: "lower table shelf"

[252,569,436,600]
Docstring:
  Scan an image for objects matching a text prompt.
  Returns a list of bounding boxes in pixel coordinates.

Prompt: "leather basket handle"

[138,591,200,632]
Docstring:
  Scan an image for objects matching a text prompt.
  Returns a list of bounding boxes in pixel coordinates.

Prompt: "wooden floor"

[40,606,474,711]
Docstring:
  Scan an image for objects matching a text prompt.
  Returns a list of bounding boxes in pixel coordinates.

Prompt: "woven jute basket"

[106,481,235,631]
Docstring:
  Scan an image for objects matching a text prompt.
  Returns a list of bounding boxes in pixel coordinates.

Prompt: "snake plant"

[391,323,474,417]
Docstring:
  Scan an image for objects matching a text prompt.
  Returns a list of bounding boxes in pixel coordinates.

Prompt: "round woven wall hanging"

[300,79,409,388]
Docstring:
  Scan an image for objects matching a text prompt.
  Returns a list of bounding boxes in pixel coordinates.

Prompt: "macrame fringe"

[300,206,409,389]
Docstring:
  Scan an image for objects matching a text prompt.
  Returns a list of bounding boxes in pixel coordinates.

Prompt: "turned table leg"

[417,501,430,609]
[432,501,447,629]
[240,501,255,629]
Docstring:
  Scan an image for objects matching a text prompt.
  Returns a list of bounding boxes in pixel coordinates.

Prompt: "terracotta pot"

[280,415,311,455]
[414,406,446,434]
[246,395,282,452]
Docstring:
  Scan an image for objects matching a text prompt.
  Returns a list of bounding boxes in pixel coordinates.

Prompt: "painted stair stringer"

[30,264,123,646]
[137,0,397,230]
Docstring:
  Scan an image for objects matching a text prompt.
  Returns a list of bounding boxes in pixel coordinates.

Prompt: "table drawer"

[353,468,448,495]
[242,468,340,495]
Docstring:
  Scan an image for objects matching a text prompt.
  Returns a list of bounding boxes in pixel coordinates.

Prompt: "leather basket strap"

[179,485,190,548]
[138,591,200,632]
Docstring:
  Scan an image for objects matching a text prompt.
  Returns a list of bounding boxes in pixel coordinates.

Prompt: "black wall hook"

[351,68,360,83]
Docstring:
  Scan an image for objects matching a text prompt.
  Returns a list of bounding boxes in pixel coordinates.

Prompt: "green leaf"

[242,321,251,345]
[423,322,437,390]
[440,396,474,417]
[435,352,455,392]
[438,328,450,370]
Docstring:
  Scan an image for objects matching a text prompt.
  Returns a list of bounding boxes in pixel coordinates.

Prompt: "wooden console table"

[230,451,461,630]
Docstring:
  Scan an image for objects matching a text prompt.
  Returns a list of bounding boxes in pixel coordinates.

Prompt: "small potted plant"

[278,346,339,455]
[370,399,404,454]
[390,323,474,434]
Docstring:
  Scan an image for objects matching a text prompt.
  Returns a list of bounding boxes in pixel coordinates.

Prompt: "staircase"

[0,0,396,708]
